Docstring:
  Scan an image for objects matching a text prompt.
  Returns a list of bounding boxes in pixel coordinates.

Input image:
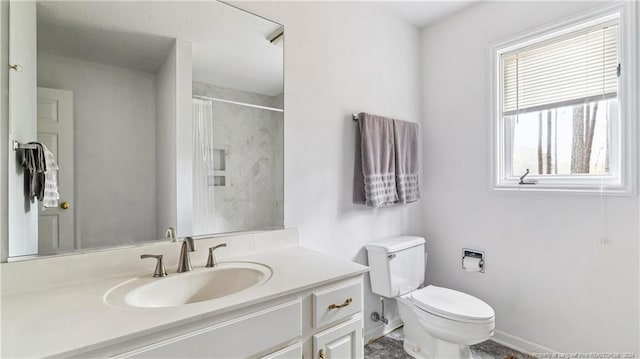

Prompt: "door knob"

[60,202,70,210]
[319,349,325,359]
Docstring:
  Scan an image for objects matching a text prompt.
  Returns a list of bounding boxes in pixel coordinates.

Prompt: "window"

[491,5,637,194]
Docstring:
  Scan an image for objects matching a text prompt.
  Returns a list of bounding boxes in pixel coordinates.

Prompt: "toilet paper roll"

[463,257,482,272]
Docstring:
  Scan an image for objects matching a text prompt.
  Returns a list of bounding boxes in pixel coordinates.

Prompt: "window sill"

[492,182,635,196]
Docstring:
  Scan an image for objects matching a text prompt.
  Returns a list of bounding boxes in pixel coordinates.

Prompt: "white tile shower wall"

[420,1,638,353]
[232,2,424,340]
[193,83,284,233]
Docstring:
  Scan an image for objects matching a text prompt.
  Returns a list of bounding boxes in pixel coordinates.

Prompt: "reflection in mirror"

[7,1,283,259]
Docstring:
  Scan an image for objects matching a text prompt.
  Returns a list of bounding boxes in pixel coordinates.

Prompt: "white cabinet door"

[313,316,363,359]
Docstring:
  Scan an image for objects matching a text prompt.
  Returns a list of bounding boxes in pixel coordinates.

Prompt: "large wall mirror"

[6,1,284,259]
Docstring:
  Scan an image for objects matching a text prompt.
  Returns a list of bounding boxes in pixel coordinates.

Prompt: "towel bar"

[12,140,38,151]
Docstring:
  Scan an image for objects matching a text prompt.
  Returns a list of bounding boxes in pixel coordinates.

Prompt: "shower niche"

[209,148,227,187]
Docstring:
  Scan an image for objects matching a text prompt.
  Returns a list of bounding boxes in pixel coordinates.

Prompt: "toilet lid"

[410,285,494,322]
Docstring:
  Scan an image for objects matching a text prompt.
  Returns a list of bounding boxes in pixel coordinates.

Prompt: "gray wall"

[38,53,157,249]
[192,82,283,234]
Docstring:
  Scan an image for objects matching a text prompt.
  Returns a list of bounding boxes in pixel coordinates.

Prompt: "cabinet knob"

[9,64,23,72]
[60,202,70,210]
[319,349,325,359]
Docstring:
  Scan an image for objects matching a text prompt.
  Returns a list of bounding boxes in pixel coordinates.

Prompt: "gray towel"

[355,113,398,207]
[394,119,420,203]
[20,142,46,201]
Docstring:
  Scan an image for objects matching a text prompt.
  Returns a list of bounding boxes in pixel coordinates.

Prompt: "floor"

[364,327,534,359]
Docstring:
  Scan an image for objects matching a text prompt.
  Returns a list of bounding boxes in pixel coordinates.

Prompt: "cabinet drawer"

[260,343,302,359]
[313,280,362,328]
[114,300,302,358]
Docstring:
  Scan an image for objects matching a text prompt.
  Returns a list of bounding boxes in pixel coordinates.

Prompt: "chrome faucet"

[177,237,197,273]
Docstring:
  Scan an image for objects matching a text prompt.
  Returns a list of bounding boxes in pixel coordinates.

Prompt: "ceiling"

[37,1,284,96]
[35,1,475,96]
[372,1,478,28]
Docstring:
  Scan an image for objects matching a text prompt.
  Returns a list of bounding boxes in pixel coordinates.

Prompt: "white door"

[37,87,74,253]
[313,317,363,359]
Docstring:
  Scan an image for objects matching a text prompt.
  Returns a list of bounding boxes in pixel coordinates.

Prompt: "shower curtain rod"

[193,95,284,113]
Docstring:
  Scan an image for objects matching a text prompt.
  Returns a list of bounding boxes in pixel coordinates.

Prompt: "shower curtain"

[192,98,216,234]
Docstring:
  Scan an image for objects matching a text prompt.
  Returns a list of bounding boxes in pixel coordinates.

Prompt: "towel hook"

[9,64,23,72]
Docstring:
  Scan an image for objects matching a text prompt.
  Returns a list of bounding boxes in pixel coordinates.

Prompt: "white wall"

[37,53,157,249]
[156,41,178,239]
[0,0,8,261]
[7,1,38,257]
[175,39,193,238]
[233,1,424,339]
[420,1,639,353]
[156,39,193,239]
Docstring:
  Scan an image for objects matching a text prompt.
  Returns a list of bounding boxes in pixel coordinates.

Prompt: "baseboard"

[364,318,403,344]
[492,329,558,355]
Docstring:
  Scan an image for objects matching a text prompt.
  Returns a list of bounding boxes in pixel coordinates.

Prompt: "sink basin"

[105,262,272,308]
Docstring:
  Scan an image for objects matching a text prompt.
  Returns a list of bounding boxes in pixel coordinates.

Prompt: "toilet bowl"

[397,286,495,359]
[365,236,495,359]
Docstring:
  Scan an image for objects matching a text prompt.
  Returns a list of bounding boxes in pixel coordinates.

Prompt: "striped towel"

[393,119,420,203]
[41,144,60,208]
[355,113,398,207]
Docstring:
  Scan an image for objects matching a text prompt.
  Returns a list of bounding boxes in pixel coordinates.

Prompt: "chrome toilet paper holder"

[462,249,485,273]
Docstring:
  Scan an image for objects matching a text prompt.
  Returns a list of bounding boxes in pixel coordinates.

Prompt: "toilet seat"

[409,285,495,324]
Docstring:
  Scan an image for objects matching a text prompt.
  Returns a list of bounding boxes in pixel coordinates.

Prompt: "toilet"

[366,236,495,359]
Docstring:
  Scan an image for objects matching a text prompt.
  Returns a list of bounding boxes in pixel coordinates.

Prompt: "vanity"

[1,229,369,358]
[0,2,370,357]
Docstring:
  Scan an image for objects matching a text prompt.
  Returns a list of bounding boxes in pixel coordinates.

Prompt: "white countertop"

[1,246,368,358]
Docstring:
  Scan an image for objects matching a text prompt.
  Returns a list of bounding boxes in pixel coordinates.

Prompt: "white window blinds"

[502,21,618,115]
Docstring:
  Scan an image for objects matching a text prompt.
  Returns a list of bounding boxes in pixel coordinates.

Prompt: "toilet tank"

[365,236,426,298]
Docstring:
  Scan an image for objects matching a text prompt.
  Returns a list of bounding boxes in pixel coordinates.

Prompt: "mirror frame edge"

[1,0,10,263]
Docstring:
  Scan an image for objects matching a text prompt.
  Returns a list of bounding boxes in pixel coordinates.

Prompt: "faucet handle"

[165,227,177,242]
[206,243,227,268]
[141,254,168,277]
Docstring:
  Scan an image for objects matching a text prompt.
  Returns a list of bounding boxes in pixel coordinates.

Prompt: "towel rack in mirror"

[12,140,38,151]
